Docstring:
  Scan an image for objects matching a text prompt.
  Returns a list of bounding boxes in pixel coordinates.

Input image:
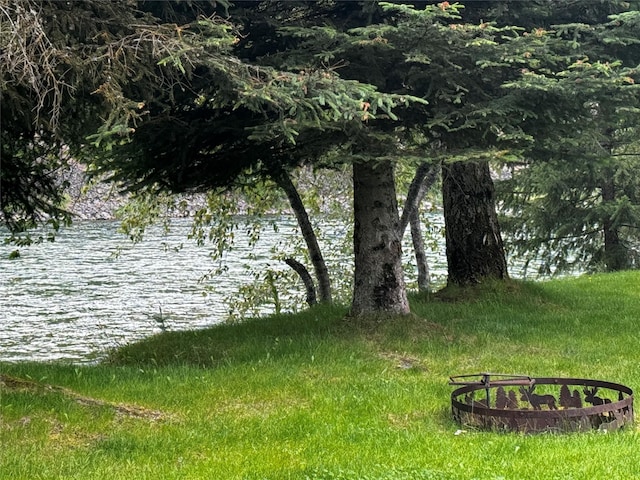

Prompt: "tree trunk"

[442,160,508,286]
[272,169,332,303]
[398,162,438,236]
[601,178,629,271]
[351,160,410,316]
[410,207,430,291]
[398,162,438,293]
[284,258,317,306]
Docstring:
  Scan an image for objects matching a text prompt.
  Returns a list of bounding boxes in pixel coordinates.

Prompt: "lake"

[0,217,325,363]
[1,214,534,363]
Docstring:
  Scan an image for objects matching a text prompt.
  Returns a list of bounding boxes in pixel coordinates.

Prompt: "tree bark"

[398,162,438,292]
[442,160,508,286]
[272,169,332,303]
[410,208,430,291]
[351,160,410,316]
[398,162,438,236]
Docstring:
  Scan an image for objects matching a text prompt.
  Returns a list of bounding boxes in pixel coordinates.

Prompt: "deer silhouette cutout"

[519,385,558,410]
[583,387,611,406]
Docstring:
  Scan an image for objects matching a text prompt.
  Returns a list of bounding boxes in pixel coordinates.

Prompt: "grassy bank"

[2,272,640,479]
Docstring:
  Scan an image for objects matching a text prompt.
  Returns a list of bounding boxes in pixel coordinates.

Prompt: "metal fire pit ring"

[450,373,634,433]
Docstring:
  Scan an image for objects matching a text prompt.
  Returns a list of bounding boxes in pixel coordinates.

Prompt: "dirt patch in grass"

[378,351,428,371]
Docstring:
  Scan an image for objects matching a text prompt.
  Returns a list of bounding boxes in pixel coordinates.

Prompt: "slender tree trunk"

[284,258,317,306]
[272,169,332,303]
[398,162,438,236]
[410,208,430,291]
[442,160,508,286]
[601,178,629,271]
[351,160,409,316]
[398,162,438,292]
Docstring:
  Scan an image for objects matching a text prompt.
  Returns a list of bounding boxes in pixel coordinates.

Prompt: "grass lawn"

[2,271,640,479]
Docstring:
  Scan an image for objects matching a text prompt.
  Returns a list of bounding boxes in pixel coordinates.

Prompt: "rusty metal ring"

[450,373,634,433]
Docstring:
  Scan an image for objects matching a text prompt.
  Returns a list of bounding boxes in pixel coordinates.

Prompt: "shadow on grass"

[105,303,351,367]
[105,302,454,369]
[418,277,552,305]
[105,273,640,371]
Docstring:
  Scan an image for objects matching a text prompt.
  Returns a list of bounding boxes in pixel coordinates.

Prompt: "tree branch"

[271,167,332,303]
[284,258,317,307]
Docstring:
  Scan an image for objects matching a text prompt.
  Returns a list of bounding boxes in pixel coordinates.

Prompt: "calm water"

[2,214,535,364]
[1,217,325,363]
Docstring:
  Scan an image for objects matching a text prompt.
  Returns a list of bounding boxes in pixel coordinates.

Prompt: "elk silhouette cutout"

[519,385,558,410]
[583,387,611,406]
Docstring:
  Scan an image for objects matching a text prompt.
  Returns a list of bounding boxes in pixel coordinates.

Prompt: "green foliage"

[111,169,346,320]
[5,0,640,311]
[343,3,536,154]
[497,6,640,273]
[198,168,356,320]
[0,0,228,236]
[0,132,72,245]
[116,191,177,243]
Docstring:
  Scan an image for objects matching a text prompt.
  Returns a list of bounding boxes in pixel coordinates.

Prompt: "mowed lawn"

[1,271,640,479]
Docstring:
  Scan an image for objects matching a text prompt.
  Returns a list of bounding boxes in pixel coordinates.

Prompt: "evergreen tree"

[328,2,531,286]
[0,0,235,241]
[95,1,421,315]
[498,5,640,273]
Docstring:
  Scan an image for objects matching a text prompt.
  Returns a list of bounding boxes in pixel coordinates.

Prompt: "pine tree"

[268,2,533,287]
[496,386,508,409]
[497,4,640,273]
[0,0,235,241]
[560,384,572,408]
[96,2,422,315]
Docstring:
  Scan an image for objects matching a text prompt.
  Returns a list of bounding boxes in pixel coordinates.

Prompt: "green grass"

[2,271,640,479]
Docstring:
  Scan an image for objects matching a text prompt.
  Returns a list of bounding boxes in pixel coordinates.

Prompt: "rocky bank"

[61,163,127,220]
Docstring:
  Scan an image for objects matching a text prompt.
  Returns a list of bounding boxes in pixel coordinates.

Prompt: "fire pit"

[450,373,634,433]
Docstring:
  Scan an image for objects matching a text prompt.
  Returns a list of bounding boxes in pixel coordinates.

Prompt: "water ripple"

[1,215,482,363]
[0,219,296,363]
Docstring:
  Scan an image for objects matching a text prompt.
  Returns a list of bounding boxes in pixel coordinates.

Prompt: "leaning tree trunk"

[442,160,508,286]
[272,169,332,303]
[398,162,439,292]
[284,258,317,306]
[351,160,410,316]
[398,162,438,235]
